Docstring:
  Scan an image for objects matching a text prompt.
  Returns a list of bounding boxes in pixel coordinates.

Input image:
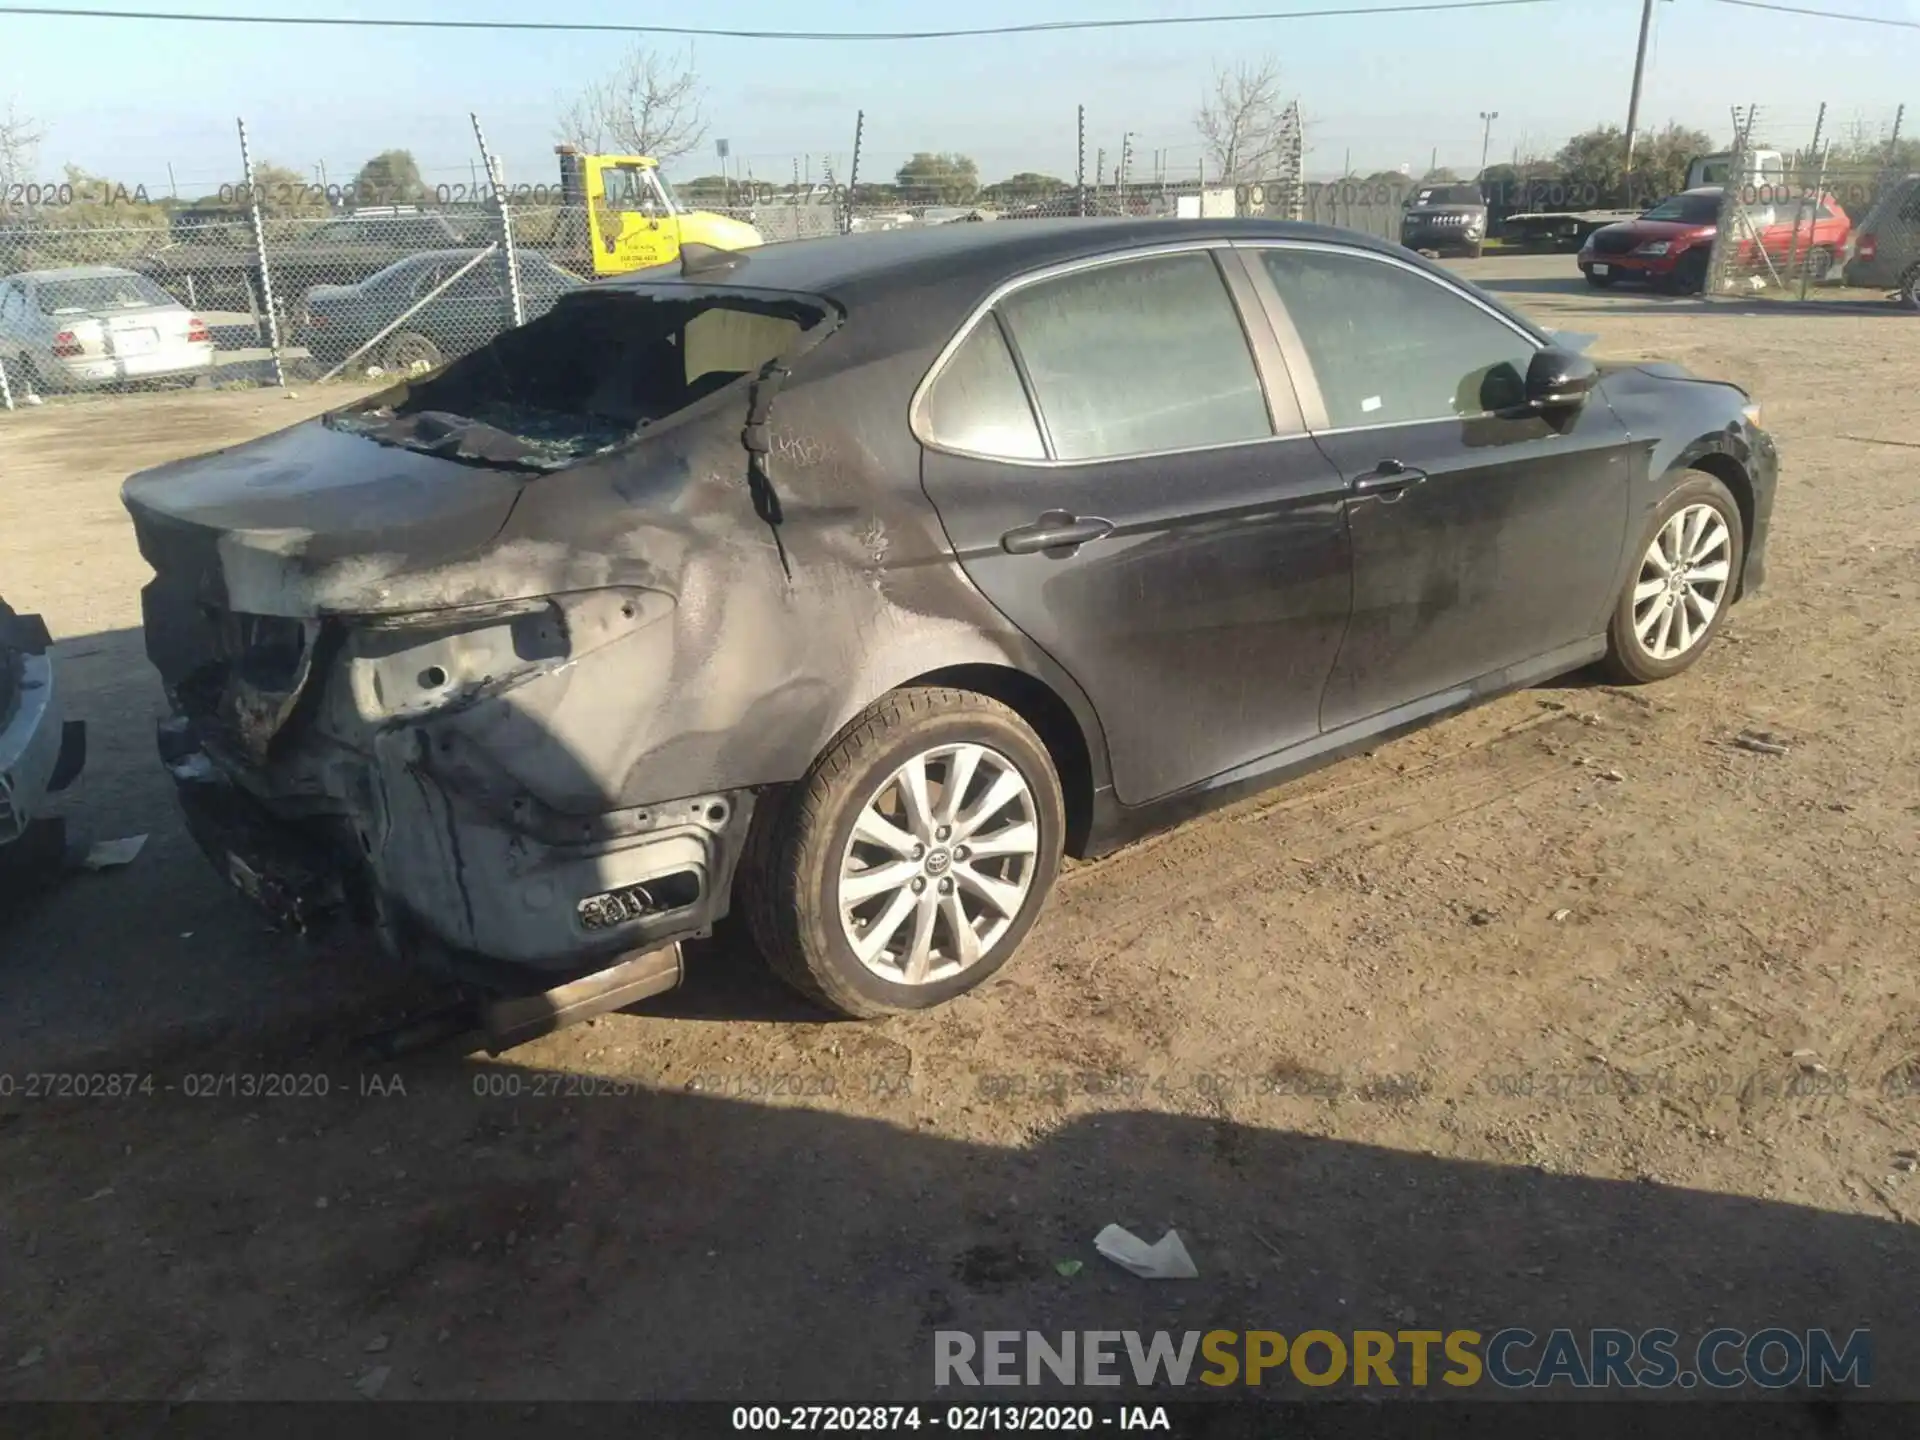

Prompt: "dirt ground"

[2,256,1917,1404]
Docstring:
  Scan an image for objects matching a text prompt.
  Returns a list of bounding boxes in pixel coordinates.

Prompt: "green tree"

[895,152,979,205]
[11,166,170,265]
[1819,123,1920,214]
[1478,157,1560,210]
[848,181,902,208]
[351,149,426,206]
[981,171,1068,204]
[1555,122,1711,205]
[248,162,330,217]
[677,172,731,203]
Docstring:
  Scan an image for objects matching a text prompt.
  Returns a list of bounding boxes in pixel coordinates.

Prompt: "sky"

[1,0,1916,195]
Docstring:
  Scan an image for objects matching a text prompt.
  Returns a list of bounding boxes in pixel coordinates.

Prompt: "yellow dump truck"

[554,148,764,276]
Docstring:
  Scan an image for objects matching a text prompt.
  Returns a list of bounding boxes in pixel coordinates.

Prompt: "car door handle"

[1000,510,1115,555]
[1350,458,1429,498]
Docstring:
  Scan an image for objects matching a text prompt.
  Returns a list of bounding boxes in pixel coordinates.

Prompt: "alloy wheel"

[1632,503,1732,661]
[837,743,1040,986]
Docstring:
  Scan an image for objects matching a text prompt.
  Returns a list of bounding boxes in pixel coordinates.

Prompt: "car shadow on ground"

[0,625,425,1073]
[0,1046,1913,1405]
[0,628,1786,1069]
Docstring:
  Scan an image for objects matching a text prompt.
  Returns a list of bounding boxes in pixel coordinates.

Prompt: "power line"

[1710,0,1920,28]
[0,0,1572,40]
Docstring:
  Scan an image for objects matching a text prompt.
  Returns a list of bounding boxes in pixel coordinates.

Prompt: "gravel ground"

[1,255,1917,1403]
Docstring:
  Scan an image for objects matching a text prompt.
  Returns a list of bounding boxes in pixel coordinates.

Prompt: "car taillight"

[51,331,82,358]
[186,318,211,344]
[1858,233,1877,260]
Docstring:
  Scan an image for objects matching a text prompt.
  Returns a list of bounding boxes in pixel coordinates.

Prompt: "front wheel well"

[902,663,1097,857]
[1681,452,1756,599]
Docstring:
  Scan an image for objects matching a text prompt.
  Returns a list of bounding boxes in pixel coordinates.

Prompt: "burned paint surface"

[121,225,1137,983]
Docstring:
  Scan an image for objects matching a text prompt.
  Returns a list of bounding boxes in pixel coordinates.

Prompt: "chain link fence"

[1703,103,1919,307]
[0,114,1313,412]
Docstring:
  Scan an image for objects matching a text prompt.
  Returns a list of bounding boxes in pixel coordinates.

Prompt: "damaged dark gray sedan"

[124,219,1777,1023]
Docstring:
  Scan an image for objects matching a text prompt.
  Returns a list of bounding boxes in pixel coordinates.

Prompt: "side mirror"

[1523,346,1599,411]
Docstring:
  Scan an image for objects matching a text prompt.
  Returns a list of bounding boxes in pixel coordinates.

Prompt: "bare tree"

[1195,59,1296,183]
[555,47,708,162]
[0,101,43,197]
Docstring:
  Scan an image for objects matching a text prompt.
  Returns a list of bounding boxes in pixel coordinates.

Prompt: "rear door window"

[1258,246,1537,428]
[995,249,1272,461]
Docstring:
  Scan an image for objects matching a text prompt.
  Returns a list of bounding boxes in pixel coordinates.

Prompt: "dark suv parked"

[124,219,1776,1024]
[1400,182,1490,258]
[1841,174,1920,309]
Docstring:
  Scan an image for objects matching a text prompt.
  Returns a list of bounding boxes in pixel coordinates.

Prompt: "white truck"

[1500,150,1787,250]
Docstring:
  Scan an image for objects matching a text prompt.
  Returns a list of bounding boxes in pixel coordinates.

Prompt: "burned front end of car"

[121,279,838,988]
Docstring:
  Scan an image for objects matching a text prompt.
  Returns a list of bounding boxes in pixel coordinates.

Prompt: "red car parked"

[1578,186,1851,293]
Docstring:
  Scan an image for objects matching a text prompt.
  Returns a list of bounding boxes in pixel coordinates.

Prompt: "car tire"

[382,331,444,373]
[1600,471,1746,685]
[1804,246,1835,284]
[741,687,1066,1019]
[1674,250,1710,295]
[1899,264,1920,313]
[1585,270,1617,288]
[1468,240,1485,259]
[14,353,52,396]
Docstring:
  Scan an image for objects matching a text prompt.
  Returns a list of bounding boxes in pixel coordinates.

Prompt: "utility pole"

[1623,0,1657,183]
[1478,112,1499,176]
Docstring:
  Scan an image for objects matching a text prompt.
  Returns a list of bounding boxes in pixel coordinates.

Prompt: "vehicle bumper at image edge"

[1,648,86,850]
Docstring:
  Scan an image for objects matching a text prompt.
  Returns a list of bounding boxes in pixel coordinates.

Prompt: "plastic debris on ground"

[80,834,147,871]
[1094,1224,1199,1280]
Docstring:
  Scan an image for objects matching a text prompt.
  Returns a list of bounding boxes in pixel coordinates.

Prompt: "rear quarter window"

[918,318,1046,460]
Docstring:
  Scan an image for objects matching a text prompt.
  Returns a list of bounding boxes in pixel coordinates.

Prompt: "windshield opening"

[39,273,175,313]
[323,288,828,472]
[1641,194,1721,225]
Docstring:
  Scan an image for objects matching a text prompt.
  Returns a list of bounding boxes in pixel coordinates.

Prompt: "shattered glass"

[326,402,631,472]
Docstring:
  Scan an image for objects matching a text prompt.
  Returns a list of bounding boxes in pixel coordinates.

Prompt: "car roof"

[4,265,144,283]
[601,217,1411,301]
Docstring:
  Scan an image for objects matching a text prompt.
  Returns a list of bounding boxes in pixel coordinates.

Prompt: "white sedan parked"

[0,265,215,392]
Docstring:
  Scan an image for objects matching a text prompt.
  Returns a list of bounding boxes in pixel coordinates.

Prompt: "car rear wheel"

[742,687,1065,1018]
[13,353,52,396]
[1899,264,1920,313]
[1601,472,1745,685]
[382,331,444,373]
